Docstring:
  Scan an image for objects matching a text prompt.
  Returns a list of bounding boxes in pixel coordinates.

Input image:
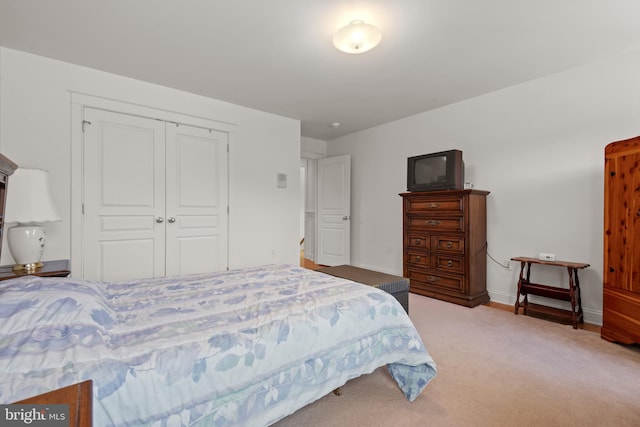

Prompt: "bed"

[0,264,437,426]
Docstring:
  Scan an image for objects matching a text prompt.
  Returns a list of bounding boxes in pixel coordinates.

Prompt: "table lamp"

[4,168,61,271]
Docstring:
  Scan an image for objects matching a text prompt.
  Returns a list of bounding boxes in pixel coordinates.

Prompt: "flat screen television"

[407,149,464,192]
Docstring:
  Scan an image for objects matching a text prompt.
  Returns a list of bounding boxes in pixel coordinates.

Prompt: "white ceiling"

[1,0,640,140]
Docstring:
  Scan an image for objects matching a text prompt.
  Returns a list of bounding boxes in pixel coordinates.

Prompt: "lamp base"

[12,262,44,272]
[7,224,46,271]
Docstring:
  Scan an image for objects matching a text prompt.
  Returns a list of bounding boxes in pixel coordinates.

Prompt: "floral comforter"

[0,264,436,426]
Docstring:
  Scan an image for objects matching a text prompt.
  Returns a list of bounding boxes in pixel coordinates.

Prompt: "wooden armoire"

[602,135,640,344]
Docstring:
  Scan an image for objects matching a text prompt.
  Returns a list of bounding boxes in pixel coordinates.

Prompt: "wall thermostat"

[277,173,287,188]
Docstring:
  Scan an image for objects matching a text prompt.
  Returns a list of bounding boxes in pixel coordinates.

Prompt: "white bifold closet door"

[82,108,228,282]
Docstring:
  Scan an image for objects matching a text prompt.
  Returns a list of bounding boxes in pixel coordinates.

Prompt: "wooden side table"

[512,257,590,329]
[0,259,70,281]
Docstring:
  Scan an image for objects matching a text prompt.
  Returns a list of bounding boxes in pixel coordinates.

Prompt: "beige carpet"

[274,293,640,427]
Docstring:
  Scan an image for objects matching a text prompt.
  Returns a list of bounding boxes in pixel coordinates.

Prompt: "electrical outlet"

[539,253,556,261]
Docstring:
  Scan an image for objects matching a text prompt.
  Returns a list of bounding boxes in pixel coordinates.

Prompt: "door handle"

[156,217,164,223]
[168,217,176,223]
[342,216,350,220]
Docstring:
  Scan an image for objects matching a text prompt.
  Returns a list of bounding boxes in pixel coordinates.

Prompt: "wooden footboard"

[14,380,93,427]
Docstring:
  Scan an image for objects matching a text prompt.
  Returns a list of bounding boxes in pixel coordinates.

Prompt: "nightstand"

[0,259,70,281]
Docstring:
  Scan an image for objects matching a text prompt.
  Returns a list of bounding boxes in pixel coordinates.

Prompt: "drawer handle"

[415,256,421,262]
[428,202,440,209]
[425,219,441,226]
[446,241,453,248]
[447,260,453,267]
[427,275,439,282]
[414,238,421,245]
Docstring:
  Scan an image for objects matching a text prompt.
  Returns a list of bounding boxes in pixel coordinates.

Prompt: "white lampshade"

[5,168,60,224]
[333,20,382,54]
[5,168,60,270]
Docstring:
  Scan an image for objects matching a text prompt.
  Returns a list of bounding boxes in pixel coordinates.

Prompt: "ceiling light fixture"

[333,20,382,54]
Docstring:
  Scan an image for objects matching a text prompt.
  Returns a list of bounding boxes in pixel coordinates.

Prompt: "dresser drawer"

[406,251,431,267]
[406,268,464,293]
[405,197,463,213]
[406,233,429,249]
[407,215,463,231]
[432,253,464,273]
[431,235,465,253]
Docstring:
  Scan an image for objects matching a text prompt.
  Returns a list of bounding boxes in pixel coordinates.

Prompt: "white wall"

[0,47,301,271]
[301,136,327,159]
[327,48,640,325]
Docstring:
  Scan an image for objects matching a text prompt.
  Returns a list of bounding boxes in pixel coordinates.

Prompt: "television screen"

[413,155,448,185]
[407,149,463,191]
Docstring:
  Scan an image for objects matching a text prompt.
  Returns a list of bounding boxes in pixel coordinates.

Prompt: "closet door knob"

[156,217,164,223]
[168,217,176,223]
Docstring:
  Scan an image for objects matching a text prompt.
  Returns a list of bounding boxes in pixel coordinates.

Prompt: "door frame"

[70,92,236,278]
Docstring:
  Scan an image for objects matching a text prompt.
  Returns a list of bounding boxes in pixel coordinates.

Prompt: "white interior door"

[317,154,351,266]
[82,108,166,281]
[165,124,228,276]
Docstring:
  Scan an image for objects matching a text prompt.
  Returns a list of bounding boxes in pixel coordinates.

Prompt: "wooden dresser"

[602,135,640,344]
[401,189,490,307]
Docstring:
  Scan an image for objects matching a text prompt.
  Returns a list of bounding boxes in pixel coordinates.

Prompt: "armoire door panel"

[629,162,640,293]
[604,150,640,293]
[602,136,640,344]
